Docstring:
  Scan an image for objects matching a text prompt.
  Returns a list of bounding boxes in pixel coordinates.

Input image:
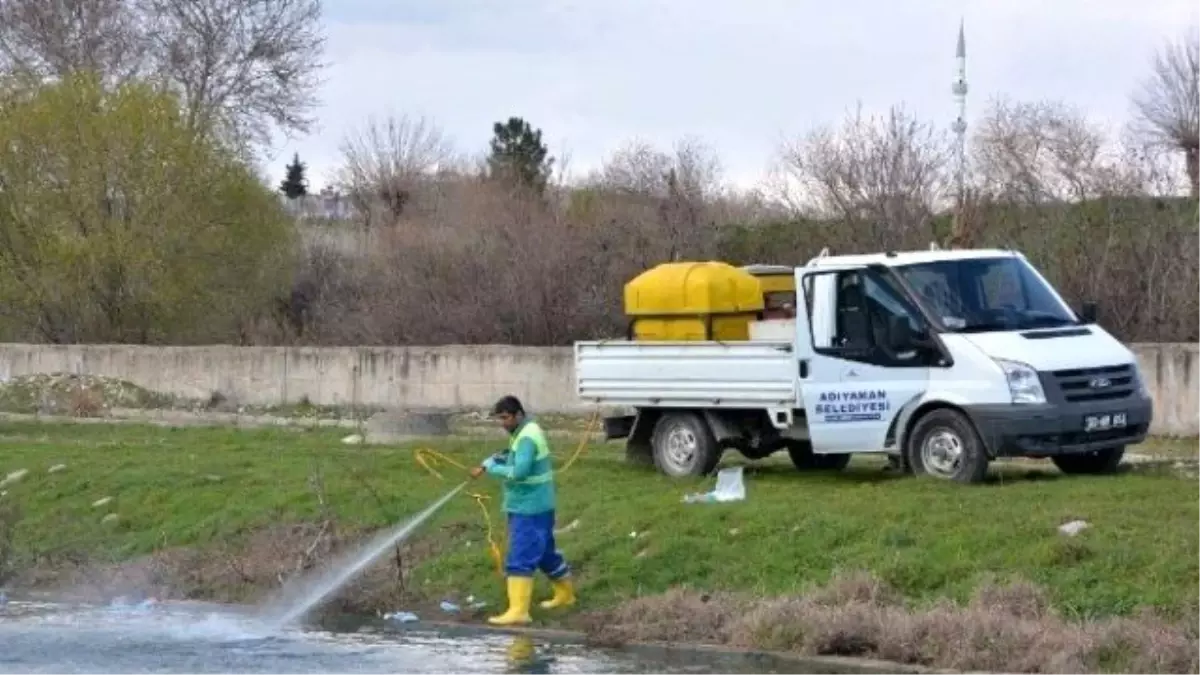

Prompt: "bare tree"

[0,0,326,153]
[972,98,1118,203]
[1131,30,1200,197]
[592,137,724,262]
[0,0,151,83]
[776,104,949,249]
[599,136,723,201]
[140,0,326,150]
[335,114,460,229]
[1111,125,1189,197]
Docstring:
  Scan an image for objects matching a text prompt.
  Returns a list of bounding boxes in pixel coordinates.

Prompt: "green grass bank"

[0,421,1196,672]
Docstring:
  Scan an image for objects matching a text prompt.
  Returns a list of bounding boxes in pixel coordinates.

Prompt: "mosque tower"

[951,19,968,208]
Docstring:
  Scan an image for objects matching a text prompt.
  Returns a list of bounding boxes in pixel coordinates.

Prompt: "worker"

[470,395,576,625]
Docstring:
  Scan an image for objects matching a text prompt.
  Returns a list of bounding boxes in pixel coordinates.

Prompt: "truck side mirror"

[1079,302,1098,324]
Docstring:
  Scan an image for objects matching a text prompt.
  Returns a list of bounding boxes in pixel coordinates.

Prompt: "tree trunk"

[1185,146,1198,199]
[949,192,981,249]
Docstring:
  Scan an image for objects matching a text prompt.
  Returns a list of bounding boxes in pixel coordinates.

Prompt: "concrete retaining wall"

[1132,343,1198,437]
[0,342,1196,436]
[0,344,578,416]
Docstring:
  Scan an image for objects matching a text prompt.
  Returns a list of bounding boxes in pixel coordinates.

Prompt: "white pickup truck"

[575,247,1154,484]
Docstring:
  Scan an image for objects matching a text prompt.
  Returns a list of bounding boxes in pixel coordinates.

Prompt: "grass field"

[0,420,1195,625]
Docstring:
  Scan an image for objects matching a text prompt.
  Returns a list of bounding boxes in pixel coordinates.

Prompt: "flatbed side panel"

[575,341,797,408]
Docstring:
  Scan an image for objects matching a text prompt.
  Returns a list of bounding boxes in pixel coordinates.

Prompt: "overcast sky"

[272,0,1198,192]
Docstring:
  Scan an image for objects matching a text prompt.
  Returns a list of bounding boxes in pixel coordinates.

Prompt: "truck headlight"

[995,358,1046,404]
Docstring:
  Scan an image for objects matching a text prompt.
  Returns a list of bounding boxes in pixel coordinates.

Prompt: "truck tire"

[787,441,851,472]
[1051,446,1125,475]
[907,408,989,484]
[651,412,720,477]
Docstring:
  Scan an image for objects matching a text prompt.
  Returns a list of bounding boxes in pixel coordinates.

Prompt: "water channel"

[0,599,844,674]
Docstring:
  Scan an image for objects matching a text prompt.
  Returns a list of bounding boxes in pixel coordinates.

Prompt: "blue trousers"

[506,511,570,579]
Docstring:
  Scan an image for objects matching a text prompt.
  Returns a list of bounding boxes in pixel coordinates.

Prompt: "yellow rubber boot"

[488,576,533,626]
[539,576,576,610]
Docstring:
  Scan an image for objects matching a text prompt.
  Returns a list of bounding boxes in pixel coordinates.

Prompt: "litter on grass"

[682,466,746,504]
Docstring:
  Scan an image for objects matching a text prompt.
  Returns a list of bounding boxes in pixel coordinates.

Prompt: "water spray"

[262,481,468,629]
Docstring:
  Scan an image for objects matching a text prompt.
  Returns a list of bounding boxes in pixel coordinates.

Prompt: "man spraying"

[470,395,576,625]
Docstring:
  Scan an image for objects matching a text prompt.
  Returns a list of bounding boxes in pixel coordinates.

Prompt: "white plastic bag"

[683,466,746,503]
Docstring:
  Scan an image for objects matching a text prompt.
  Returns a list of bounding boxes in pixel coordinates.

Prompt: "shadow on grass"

[733,460,1086,488]
[982,468,1065,485]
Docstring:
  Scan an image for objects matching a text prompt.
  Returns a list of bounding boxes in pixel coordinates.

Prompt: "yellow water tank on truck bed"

[741,264,797,318]
[741,264,794,294]
[624,261,764,341]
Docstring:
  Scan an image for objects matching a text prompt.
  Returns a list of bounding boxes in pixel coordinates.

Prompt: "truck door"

[793,265,932,454]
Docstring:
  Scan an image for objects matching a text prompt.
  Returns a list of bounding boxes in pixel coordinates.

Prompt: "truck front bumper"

[964,395,1154,458]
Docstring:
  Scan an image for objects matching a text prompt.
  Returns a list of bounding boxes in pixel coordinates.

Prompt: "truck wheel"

[1051,446,1125,475]
[907,408,989,484]
[651,412,720,477]
[787,441,851,471]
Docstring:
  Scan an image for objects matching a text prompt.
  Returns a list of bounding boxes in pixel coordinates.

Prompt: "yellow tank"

[741,264,798,318]
[624,261,764,341]
[742,264,795,294]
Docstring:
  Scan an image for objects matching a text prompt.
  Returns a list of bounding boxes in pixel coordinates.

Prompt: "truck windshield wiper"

[1018,315,1077,328]
[959,318,1078,333]
[957,322,1013,333]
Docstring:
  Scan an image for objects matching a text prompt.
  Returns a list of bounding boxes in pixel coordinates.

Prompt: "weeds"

[0,373,174,415]
[582,574,1200,673]
[0,499,20,585]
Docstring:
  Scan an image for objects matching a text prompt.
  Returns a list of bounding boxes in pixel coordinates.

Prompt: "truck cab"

[576,247,1154,484]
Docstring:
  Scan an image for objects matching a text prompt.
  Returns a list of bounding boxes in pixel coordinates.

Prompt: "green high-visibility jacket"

[484,418,556,515]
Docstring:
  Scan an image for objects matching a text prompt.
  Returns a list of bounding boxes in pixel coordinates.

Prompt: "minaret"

[951,19,968,209]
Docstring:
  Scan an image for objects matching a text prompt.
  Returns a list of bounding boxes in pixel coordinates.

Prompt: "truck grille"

[1051,364,1135,403]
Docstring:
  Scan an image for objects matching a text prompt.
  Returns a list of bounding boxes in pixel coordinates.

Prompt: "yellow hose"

[413,410,601,577]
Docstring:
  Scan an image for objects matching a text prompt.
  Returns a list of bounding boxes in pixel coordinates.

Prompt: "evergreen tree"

[279,153,308,199]
[487,117,553,194]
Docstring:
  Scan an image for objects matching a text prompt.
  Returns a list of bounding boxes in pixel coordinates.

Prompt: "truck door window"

[820,270,927,366]
[834,274,872,351]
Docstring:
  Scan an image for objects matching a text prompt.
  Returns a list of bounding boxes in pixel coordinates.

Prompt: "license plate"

[1084,412,1127,432]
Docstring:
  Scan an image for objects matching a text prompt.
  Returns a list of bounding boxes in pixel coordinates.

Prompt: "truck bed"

[574,340,798,408]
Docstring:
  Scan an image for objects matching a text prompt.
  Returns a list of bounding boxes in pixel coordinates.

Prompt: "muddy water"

[0,600,835,674]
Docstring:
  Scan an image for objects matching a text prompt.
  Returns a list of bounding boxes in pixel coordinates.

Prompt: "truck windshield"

[892,256,1079,333]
